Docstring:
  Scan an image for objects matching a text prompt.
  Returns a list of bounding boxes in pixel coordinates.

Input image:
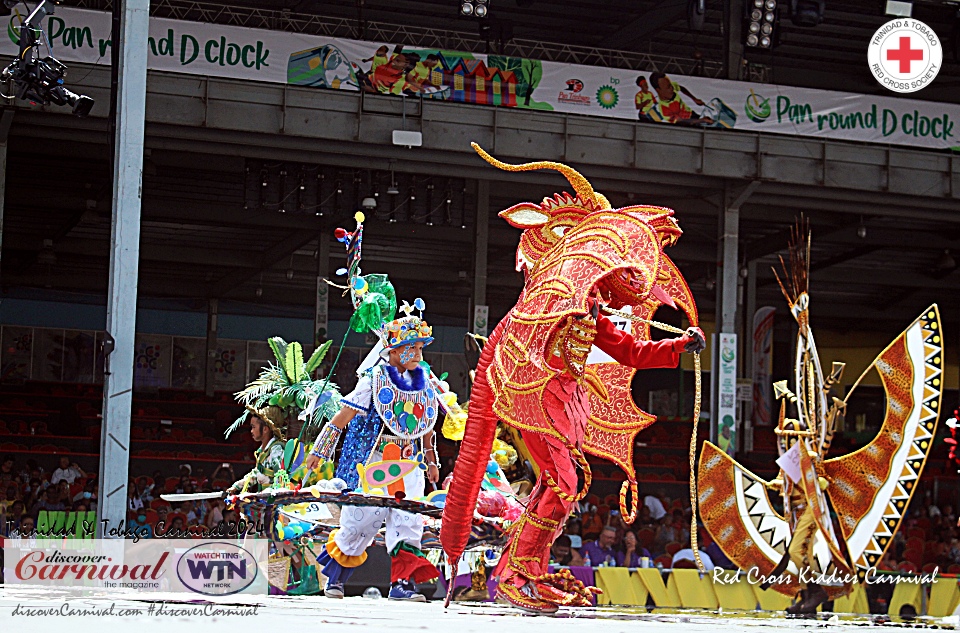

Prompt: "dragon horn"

[470,142,611,210]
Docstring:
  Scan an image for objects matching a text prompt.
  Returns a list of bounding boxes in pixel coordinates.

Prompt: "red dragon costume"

[440,144,702,613]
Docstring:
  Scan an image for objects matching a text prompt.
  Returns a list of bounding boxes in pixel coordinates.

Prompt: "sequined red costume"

[441,145,700,613]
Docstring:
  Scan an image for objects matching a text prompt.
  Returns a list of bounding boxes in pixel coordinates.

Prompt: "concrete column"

[314,219,330,352]
[743,259,758,452]
[472,179,489,331]
[97,0,149,539]
[720,205,739,334]
[0,111,14,285]
[725,0,745,80]
[204,298,219,397]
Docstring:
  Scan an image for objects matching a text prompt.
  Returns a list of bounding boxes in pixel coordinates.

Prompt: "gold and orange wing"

[823,305,943,574]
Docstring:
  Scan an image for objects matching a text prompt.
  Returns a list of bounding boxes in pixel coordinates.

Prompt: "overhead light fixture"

[745,0,777,48]
[885,0,911,17]
[790,0,824,27]
[362,197,377,210]
[459,0,490,18]
[387,183,400,195]
[857,219,867,239]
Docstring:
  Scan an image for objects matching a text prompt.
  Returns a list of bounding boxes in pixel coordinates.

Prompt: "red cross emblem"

[886,36,924,73]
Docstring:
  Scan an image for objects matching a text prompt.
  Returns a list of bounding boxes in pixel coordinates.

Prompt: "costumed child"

[226,405,286,494]
[304,300,448,601]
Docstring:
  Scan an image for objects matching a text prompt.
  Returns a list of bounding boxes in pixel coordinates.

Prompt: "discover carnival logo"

[868,18,942,93]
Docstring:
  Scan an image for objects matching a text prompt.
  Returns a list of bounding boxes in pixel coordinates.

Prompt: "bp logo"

[744,91,771,123]
[596,85,619,109]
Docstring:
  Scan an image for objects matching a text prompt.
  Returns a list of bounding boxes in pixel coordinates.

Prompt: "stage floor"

[0,586,954,631]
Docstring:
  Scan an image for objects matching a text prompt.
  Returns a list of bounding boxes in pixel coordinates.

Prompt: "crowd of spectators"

[550,484,960,575]
[549,489,730,570]
[0,455,244,538]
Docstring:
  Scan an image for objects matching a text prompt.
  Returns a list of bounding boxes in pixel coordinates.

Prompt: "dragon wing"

[699,442,850,596]
[582,254,697,515]
[823,305,943,574]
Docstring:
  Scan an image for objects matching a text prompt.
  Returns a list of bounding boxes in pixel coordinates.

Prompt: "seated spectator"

[133,476,153,503]
[581,505,603,541]
[194,467,209,491]
[180,500,199,525]
[1,455,15,478]
[877,551,897,572]
[565,516,583,549]
[580,526,620,567]
[23,477,45,509]
[654,511,687,553]
[16,514,36,536]
[211,464,236,488]
[671,540,715,571]
[551,534,585,567]
[644,494,667,521]
[50,457,86,485]
[1,500,25,536]
[635,505,657,530]
[72,480,98,510]
[943,504,956,527]
[128,486,145,513]
[619,530,652,567]
[1,482,20,513]
[705,540,734,570]
[205,499,225,528]
[130,510,154,538]
[31,487,65,515]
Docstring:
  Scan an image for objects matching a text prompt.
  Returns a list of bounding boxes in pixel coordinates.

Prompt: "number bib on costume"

[372,366,438,439]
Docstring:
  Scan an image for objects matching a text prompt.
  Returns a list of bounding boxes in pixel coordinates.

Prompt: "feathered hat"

[334,212,433,351]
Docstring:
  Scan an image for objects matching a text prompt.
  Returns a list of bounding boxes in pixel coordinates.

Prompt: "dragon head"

[473,143,691,315]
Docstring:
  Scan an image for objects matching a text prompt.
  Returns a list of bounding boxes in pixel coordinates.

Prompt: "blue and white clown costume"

[307,306,464,600]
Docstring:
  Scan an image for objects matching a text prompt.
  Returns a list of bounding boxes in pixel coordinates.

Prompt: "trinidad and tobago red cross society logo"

[868,18,942,94]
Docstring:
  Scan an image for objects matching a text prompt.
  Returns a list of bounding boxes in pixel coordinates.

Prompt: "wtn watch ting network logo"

[176,542,260,596]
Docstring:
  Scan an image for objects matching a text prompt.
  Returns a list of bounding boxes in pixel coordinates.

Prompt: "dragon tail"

[439,317,507,606]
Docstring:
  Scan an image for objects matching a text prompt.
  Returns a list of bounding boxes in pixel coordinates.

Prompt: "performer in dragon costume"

[441,144,704,614]
[698,224,944,614]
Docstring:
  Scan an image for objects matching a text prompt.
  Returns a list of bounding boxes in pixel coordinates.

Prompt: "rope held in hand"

[601,306,706,574]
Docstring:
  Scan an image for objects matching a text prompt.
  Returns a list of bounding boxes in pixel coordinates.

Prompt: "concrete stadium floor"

[0,586,955,631]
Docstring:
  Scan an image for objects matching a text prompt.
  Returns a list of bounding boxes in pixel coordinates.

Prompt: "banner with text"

[3,6,958,150]
[4,538,268,595]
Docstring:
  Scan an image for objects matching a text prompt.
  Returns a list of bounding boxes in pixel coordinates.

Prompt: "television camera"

[1,1,94,116]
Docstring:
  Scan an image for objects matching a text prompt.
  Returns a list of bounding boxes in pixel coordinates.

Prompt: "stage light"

[885,1,911,17]
[459,0,490,18]
[790,0,824,27]
[745,0,777,48]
